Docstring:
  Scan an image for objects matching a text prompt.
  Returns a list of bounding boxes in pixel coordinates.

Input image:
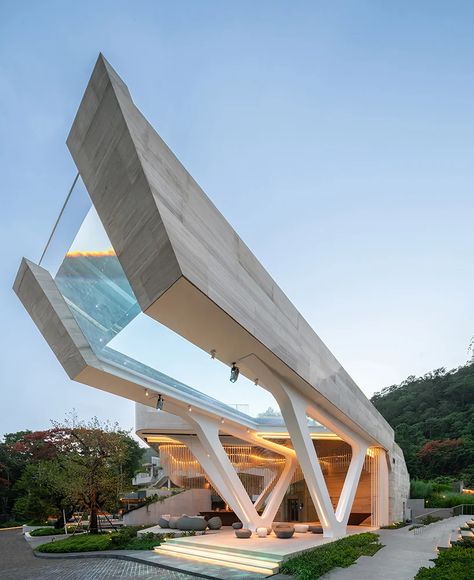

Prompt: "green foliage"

[0,520,23,528]
[415,545,474,579]
[36,533,113,553]
[411,480,433,499]
[30,526,79,536]
[36,526,161,553]
[2,413,143,527]
[380,521,408,529]
[371,363,474,483]
[280,533,383,580]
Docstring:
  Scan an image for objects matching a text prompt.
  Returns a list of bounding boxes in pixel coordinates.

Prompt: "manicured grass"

[415,545,474,579]
[280,532,383,580]
[30,526,80,537]
[36,527,161,553]
[0,520,24,529]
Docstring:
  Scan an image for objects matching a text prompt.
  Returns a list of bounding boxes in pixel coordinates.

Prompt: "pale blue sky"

[1,1,473,435]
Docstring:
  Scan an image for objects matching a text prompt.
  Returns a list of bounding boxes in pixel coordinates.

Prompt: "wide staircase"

[155,536,282,576]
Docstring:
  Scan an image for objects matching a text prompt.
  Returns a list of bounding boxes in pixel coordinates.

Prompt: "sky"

[1,0,473,436]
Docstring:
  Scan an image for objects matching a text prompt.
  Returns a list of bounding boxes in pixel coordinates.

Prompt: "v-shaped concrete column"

[239,355,369,538]
[175,411,296,530]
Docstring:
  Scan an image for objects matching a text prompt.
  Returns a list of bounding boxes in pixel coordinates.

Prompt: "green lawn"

[36,527,161,553]
[280,532,383,580]
[415,545,474,579]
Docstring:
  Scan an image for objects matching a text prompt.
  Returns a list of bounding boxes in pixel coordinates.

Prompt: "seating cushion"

[232,522,243,529]
[207,516,222,530]
[158,517,169,529]
[275,526,295,539]
[294,524,309,533]
[176,516,208,531]
[168,516,181,529]
[235,528,252,538]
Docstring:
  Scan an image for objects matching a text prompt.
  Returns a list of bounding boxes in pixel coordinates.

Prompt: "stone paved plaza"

[0,529,198,580]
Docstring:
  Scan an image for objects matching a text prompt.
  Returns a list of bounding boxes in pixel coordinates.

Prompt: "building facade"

[14,55,409,537]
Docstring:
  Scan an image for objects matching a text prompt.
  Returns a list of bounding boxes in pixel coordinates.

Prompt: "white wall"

[123,489,211,526]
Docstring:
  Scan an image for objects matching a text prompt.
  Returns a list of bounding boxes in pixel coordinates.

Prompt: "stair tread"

[154,547,278,575]
[163,538,282,561]
[157,543,280,568]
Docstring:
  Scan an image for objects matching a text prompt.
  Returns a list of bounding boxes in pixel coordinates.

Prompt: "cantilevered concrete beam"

[66,54,395,451]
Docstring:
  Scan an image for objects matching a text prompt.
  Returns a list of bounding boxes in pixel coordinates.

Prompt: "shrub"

[411,480,433,499]
[380,521,408,529]
[415,545,474,579]
[35,526,161,553]
[30,527,67,537]
[37,534,112,553]
[280,532,383,580]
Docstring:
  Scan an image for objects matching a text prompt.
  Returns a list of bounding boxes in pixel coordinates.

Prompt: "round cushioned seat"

[235,528,252,538]
[207,516,222,530]
[309,525,323,534]
[294,524,309,533]
[168,516,181,529]
[176,516,208,531]
[232,522,243,529]
[274,525,295,539]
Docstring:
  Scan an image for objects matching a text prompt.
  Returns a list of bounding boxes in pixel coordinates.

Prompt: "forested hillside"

[371,363,474,485]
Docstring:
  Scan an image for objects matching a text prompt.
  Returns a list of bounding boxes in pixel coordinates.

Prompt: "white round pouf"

[294,524,309,533]
[256,527,268,537]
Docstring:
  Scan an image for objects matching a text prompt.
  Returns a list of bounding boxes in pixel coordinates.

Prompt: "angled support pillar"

[173,407,296,529]
[175,414,264,530]
[239,354,370,538]
[259,453,297,524]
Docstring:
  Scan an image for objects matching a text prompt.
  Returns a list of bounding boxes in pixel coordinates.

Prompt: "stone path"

[0,529,197,580]
[322,515,468,580]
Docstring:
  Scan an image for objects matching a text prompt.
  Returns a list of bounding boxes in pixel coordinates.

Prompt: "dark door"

[287,498,299,521]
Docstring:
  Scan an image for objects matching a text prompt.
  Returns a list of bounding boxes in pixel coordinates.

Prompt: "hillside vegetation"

[371,363,474,486]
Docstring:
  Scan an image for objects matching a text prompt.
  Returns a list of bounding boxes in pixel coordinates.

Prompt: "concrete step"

[155,542,280,576]
[162,536,282,562]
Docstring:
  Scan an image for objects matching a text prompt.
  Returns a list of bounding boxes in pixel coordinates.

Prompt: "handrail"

[414,504,474,522]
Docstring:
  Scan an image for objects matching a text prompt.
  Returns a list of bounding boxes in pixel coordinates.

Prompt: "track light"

[230,363,240,383]
[155,394,164,411]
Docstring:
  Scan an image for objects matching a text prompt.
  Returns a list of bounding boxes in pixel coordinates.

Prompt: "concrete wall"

[388,442,410,522]
[123,489,211,526]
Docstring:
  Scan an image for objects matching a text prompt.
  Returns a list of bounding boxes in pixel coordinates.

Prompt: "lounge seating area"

[157,514,222,532]
[231,521,325,539]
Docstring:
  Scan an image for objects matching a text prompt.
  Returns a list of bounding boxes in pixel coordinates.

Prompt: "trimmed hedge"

[36,526,161,553]
[415,545,474,579]
[281,532,383,580]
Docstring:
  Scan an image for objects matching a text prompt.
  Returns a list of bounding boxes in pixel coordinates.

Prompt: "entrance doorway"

[287,498,299,521]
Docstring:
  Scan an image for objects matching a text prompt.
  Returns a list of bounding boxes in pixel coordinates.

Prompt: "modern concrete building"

[14,55,409,541]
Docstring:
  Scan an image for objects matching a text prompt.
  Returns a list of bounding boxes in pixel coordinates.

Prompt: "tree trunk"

[89,496,99,534]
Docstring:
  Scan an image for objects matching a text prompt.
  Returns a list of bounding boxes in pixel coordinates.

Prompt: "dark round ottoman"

[309,525,323,534]
[232,522,243,529]
[235,528,252,538]
[207,516,222,530]
[274,525,295,539]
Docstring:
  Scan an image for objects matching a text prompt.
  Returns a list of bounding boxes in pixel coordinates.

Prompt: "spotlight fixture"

[220,418,225,424]
[188,405,192,412]
[145,389,149,397]
[155,394,164,411]
[254,378,259,386]
[230,363,240,383]
[210,349,216,359]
